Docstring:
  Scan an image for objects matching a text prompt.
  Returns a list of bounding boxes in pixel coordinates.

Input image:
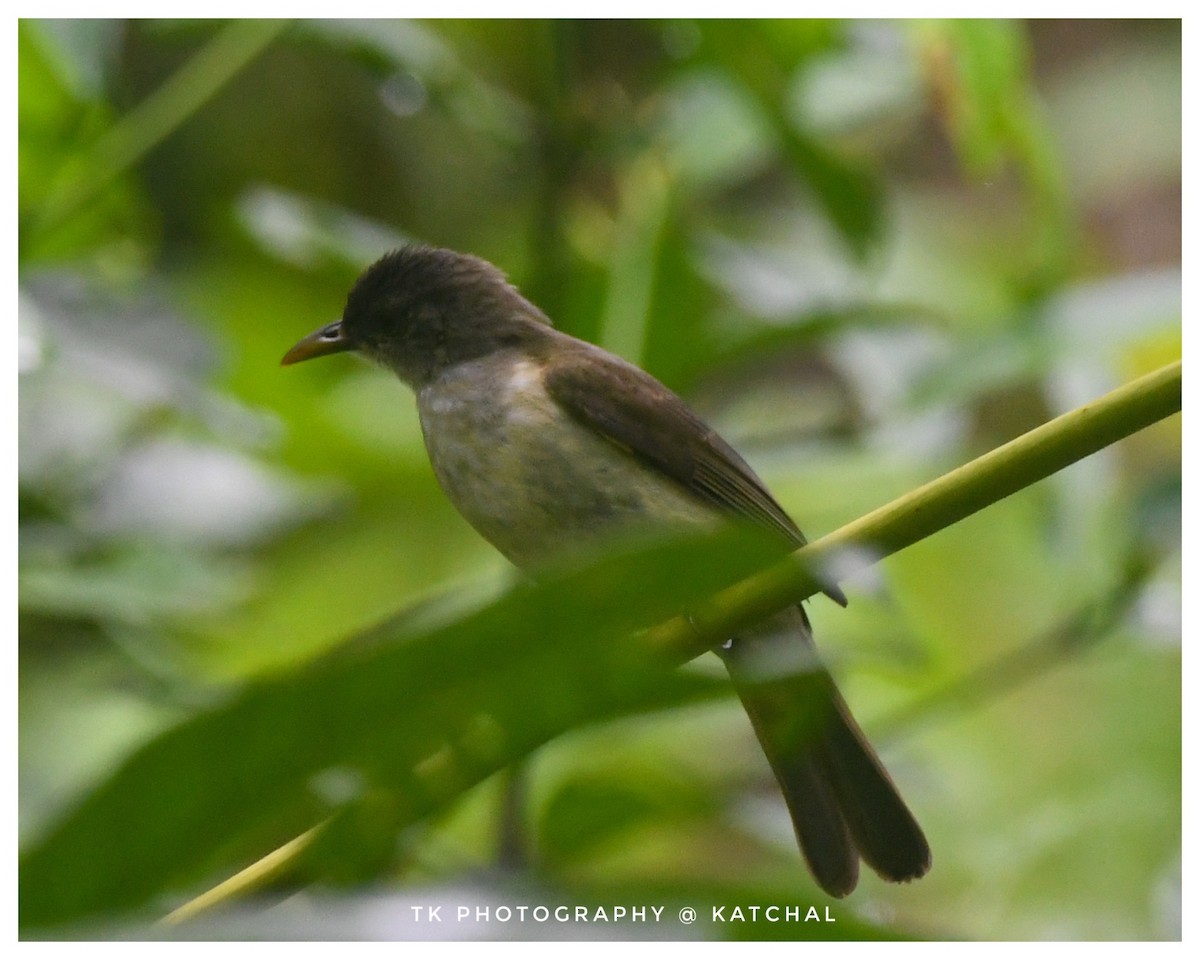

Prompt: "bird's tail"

[715,605,931,898]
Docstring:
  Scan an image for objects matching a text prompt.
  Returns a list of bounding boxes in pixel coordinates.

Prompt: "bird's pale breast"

[416,354,714,571]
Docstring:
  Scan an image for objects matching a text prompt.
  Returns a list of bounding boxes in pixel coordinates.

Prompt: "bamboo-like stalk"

[160,359,1181,925]
[648,359,1181,661]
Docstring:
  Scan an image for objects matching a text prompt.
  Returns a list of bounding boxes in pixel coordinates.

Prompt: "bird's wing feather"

[542,343,808,549]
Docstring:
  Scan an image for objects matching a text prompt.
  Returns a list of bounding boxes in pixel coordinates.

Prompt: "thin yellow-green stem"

[159,822,325,927]
[649,359,1182,660]
[165,359,1179,924]
[600,154,672,366]
[36,19,290,237]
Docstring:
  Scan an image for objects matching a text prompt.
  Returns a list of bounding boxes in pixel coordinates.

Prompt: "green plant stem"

[161,360,1179,926]
[600,154,671,366]
[647,359,1182,661]
[36,19,289,237]
[159,823,325,927]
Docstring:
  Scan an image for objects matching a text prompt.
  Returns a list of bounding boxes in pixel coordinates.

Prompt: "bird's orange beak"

[280,321,355,366]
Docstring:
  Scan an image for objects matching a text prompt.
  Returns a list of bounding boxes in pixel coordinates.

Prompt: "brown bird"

[283,245,931,896]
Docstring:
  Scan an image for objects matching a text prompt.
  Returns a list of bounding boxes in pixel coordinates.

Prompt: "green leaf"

[18,528,776,931]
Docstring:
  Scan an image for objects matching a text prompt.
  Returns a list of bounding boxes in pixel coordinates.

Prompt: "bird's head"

[282,245,552,386]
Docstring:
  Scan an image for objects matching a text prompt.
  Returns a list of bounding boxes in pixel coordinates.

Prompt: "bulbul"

[282,244,931,897]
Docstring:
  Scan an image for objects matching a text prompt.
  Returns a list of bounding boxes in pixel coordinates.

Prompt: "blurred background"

[18,18,1180,940]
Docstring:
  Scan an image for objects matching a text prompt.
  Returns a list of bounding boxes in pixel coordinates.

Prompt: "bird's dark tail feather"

[716,606,931,898]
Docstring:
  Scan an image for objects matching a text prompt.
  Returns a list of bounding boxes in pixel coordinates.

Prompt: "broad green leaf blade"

[19,528,779,931]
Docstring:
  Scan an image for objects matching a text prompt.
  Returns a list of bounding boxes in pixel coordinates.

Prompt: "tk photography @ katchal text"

[406,903,838,925]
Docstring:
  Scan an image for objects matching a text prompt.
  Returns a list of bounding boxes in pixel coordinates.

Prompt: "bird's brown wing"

[543,343,847,605]
[542,343,806,543]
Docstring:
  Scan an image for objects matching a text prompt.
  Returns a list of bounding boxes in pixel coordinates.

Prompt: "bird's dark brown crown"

[341,245,554,385]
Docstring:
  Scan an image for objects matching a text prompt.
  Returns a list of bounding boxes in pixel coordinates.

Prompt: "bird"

[281,244,931,897]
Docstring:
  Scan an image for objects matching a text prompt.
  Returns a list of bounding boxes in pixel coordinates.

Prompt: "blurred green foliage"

[18,18,1180,940]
